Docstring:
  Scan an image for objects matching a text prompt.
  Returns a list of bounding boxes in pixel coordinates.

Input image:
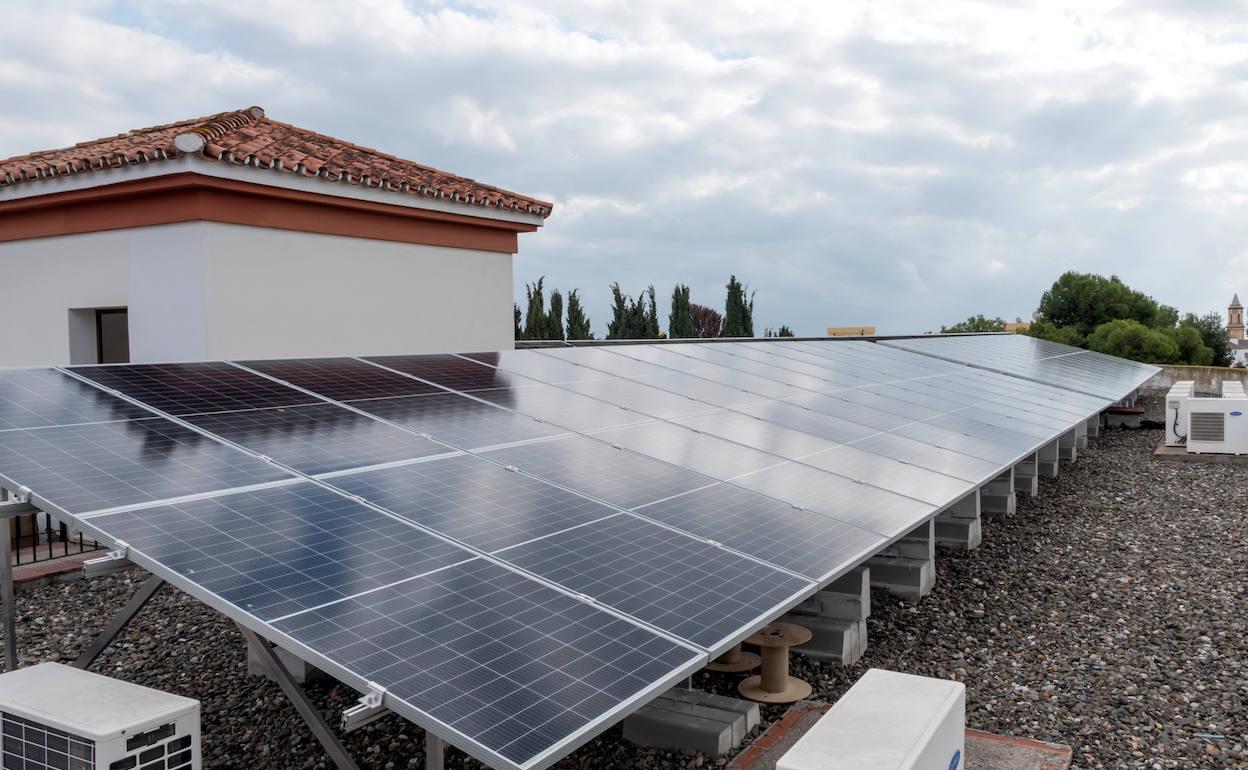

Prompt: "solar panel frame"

[0,367,151,431]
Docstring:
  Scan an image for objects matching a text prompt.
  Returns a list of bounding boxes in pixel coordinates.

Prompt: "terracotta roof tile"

[0,106,552,218]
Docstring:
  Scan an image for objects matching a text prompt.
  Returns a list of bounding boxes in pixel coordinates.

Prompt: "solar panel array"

[0,335,1157,770]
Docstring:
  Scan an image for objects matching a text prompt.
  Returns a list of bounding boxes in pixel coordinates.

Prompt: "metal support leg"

[74,575,164,670]
[0,528,15,673]
[426,732,446,770]
[237,624,361,770]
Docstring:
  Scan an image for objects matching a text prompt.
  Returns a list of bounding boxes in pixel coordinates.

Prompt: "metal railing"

[9,512,104,566]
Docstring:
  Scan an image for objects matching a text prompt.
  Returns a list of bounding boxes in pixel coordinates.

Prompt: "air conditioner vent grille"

[1191,412,1226,443]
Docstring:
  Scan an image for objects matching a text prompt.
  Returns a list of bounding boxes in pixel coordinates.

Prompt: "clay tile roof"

[0,106,552,218]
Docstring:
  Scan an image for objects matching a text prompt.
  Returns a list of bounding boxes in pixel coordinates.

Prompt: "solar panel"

[587,421,784,480]
[631,483,887,582]
[493,513,815,652]
[468,384,657,433]
[0,418,294,514]
[241,357,443,401]
[71,362,318,415]
[271,559,701,770]
[86,482,474,620]
[323,454,618,553]
[346,393,568,450]
[0,368,150,431]
[368,353,521,392]
[182,403,453,475]
[537,349,766,406]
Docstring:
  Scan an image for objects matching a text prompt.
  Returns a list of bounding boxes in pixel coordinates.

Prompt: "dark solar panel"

[368,354,519,392]
[183,403,451,475]
[0,418,294,514]
[495,513,814,650]
[326,455,618,553]
[241,357,442,401]
[482,435,710,510]
[346,393,567,450]
[72,362,317,416]
[0,368,150,431]
[272,559,700,768]
[633,483,887,581]
[89,482,473,620]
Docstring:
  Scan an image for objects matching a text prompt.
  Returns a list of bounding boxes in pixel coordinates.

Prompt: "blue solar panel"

[346,392,567,450]
[0,368,149,431]
[0,418,294,514]
[72,362,317,415]
[87,482,473,620]
[240,357,443,400]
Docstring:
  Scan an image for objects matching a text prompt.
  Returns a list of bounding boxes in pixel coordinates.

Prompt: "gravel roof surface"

[4,400,1245,769]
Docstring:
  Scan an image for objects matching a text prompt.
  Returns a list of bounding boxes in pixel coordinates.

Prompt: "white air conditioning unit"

[1186,397,1248,455]
[0,663,200,770]
[1165,381,1195,447]
[1221,380,1246,398]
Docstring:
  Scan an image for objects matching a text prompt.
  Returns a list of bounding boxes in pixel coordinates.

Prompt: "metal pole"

[426,732,446,770]
[236,625,361,770]
[0,514,15,673]
[74,575,164,670]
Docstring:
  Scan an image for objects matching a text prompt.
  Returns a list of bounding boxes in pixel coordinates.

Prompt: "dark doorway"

[95,308,130,364]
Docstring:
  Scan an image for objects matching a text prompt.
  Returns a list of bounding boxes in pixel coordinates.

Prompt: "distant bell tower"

[1230,293,1245,340]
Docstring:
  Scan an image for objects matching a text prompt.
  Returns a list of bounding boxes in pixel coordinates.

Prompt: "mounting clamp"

[341,682,389,732]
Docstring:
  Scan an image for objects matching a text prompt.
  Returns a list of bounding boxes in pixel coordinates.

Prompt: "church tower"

[1230,293,1245,341]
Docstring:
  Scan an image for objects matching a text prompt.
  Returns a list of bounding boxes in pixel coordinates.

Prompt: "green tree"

[522,277,549,340]
[1036,272,1164,336]
[764,326,796,337]
[722,275,755,337]
[668,284,694,338]
[546,289,565,341]
[1181,312,1232,367]
[513,303,522,340]
[607,283,661,339]
[565,289,594,340]
[690,303,723,338]
[1026,320,1085,348]
[644,286,661,339]
[940,314,1007,333]
[1167,324,1213,366]
[1085,319,1179,363]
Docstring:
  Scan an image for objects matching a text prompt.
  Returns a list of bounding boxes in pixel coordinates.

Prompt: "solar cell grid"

[0,418,294,514]
[347,393,568,450]
[468,350,612,385]
[632,483,887,581]
[558,378,716,419]
[0,368,150,431]
[798,445,976,500]
[589,349,798,400]
[369,354,519,392]
[469,384,654,433]
[183,403,452,475]
[325,454,619,553]
[71,362,318,415]
[494,513,815,651]
[715,344,869,387]
[481,435,710,510]
[241,357,442,401]
[587,421,784,481]
[272,559,701,769]
[660,345,834,391]
[88,482,473,620]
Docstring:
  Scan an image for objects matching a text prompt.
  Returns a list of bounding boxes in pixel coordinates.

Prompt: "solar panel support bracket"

[106,540,130,561]
[8,486,31,505]
[341,682,389,733]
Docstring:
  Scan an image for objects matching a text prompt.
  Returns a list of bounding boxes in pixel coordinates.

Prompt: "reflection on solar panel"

[880,334,1159,400]
[0,335,1154,770]
[0,368,150,431]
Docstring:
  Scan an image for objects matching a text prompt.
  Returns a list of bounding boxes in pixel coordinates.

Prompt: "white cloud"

[4,0,1248,334]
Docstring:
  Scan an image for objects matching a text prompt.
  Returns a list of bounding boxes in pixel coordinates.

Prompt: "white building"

[0,106,551,366]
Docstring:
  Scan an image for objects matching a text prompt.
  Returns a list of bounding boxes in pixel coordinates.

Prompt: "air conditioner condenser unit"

[0,662,200,770]
[1165,381,1194,448]
[1186,397,1248,455]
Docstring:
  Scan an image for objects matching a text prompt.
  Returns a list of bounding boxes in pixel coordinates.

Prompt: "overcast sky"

[4,1,1247,336]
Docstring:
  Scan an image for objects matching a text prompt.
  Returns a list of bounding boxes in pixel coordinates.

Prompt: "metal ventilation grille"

[1,712,94,770]
[1191,412,1226,443]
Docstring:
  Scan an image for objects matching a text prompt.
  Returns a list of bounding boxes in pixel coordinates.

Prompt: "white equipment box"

[1221,380,1246,398]
[1186,397,1248,455]
[1164,381,1194,447]
[0,662,200,770]
[778,668,965,770]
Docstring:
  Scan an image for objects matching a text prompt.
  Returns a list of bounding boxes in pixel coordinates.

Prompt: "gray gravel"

[4,401,1245,769]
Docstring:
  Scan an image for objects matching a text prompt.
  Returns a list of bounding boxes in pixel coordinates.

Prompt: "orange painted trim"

[0,172,537,252]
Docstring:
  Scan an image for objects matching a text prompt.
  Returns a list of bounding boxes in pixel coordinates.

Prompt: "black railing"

[10,512,104,566]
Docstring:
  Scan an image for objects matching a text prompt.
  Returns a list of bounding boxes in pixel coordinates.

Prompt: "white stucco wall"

[0,221,515,366]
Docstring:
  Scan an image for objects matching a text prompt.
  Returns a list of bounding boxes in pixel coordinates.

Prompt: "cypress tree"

[547,289,565,341]
[514,303,523,340]
[722,275,756,337]
[566,290,594,340]
[668,284,693,338]
[644,286,661,339]
[522,277,548,340]
[607,282,629,339]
